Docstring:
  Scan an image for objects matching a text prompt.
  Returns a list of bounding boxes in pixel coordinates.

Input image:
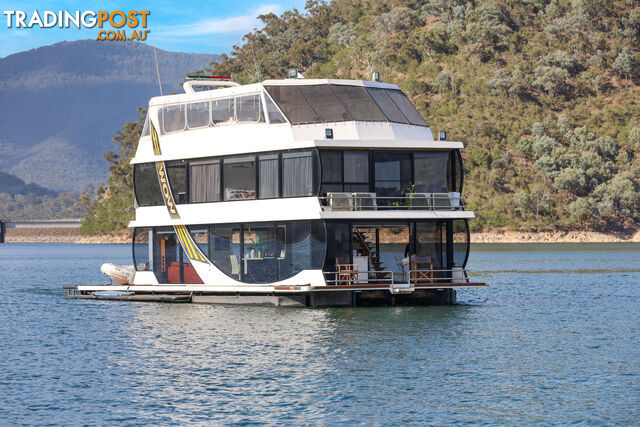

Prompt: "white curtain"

[283,151,312,197]
[190,161,220,202]
[259,155,279,198]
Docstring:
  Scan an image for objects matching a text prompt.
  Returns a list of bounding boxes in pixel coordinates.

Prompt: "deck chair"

[411,193,432,210]
[335,257,358,285]
[352,192,377,211]
[431,193,453,209]
[411,255,433,284]
[328,192,353,211]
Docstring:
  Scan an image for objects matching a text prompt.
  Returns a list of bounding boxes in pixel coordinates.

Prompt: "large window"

[385,90,427,126]
[299,85,352,122]
[319,149,463,200]
[224,156,256,200]
[320,150,369,193]
[187,101,210,129]
[167,161,188,204]
[208,225,242,280]
[264,94,287,124]
[283,151,314,197]
[190,160,220,203]
[236,94,264,123]
[135,148,322,206]
[265,84,428,126]
[413,152,449,193]
[134,163,163,207]
[373,152,412,199]
[212,98,234,124]
[452,220,469,268]
[259,154,279,199]
[202,221,326,283]
[332,85,387,122]
[133,228,152,271]
[366,88,408,124]
[264,86,321,124]
[162,104,186,133]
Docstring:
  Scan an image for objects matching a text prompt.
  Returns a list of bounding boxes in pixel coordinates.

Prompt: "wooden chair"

[336,258,358,285]
[411,255,433,284]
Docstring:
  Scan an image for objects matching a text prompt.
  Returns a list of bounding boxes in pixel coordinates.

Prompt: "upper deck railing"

[319,192,463,211]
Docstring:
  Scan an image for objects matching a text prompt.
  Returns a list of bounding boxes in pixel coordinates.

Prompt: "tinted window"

[167,162,188,204]
[162,104,186,133]
[209,225,241,280]
[452,220,469,268]
[332,85,387,122]
[300,85,352,122]
[187,101,210,129]
[413,152,448,193]
[134,163,163,206]
[224,156,256,200]
[153,227,179,283]
[373,152,412,200]
[320,151,342,183]
[208,222,325,283]
[243,226,278,283]
[344,151,369,184]
[265,86,321,124]
[366,88,408,124]
[386,90,427,126]
[133,228,151,271]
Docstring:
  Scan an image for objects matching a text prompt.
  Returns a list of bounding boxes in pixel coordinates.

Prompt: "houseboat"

[68,75,486,306]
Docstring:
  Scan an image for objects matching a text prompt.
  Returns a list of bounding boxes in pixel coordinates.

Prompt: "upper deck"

[132,78,463,165]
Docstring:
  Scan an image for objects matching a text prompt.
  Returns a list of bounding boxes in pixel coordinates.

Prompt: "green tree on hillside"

[80,108,145,235]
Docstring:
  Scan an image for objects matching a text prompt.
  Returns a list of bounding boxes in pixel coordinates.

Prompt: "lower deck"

[65,282,487,306]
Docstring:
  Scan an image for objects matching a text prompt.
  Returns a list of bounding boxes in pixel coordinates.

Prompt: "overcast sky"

[0,0,307,57]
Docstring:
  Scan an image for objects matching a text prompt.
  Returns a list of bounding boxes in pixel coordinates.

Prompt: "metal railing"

[323,268,469,286]
[319,192,464,211]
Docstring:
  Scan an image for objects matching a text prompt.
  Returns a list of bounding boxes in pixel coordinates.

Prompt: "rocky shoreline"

[3,227,640,244]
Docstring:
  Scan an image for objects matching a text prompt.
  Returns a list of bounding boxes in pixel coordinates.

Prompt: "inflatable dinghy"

[100,263,135,285]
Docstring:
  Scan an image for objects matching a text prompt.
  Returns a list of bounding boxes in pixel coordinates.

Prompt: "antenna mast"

[153,47,163,96]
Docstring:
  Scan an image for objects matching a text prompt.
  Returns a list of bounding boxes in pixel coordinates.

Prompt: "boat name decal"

[156,161,178,218]
[150,119,209,267]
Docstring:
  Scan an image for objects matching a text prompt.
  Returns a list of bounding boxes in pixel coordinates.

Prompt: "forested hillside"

[0,40,218,192]
[0,171,87,220]
[208,0,640,232]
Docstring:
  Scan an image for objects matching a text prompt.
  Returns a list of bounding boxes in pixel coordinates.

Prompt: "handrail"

[323,268,469,285]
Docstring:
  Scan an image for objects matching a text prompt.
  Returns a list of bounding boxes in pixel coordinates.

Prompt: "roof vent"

[372,71,380,82]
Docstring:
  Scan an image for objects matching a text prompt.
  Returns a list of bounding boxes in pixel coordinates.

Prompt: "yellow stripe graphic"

[176,226,194,259]
[176,225,205,262]
[151,122,161,155]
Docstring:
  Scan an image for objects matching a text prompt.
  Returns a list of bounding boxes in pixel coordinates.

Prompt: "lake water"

[0,243,638,424]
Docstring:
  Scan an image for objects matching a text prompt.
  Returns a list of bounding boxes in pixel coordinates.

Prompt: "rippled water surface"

[0,243,639,424]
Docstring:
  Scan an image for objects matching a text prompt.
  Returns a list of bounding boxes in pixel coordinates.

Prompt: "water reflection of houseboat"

[70,75,486,305]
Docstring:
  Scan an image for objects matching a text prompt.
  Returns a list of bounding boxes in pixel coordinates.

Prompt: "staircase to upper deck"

[352,228,390,281]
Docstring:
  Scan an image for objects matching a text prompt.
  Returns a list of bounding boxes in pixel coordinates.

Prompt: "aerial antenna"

[153,46,163,96]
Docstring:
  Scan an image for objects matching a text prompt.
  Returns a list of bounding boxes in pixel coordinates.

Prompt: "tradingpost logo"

[2,10,150,41]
